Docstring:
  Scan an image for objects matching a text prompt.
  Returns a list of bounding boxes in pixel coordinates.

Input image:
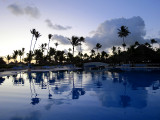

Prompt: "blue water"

[0,71,160,120]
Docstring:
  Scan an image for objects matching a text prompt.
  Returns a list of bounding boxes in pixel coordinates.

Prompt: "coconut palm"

[6,55,11,64]
[68,48,72,53]
[145,42,151,48]
[39,43,47,55]
[118,47,121,54]
[33,31,41,52]
[30,29,36,53]
[12,50,18,63]
[79,37,85,53]
[90,49,96,59]
[18,50,23,62]
[22,48,25,62]
[68,36,80,57]
[101,51,108,61]
[48,47,56,63]
[95,43,102,53]
[134,41,140,47]
[34,49,43,64]
[48,34,53,53]
[118,26,130,51]
[54,42,59,49]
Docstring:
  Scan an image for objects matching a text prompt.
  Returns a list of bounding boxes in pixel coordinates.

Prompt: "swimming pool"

[0,71,160,120]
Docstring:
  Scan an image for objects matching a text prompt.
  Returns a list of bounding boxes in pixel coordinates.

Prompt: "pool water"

[0,71,160,120]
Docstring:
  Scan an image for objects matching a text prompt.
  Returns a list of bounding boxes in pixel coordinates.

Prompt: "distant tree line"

[1,26,160,68]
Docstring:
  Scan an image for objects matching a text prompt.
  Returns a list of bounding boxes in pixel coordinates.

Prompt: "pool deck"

[1,66,160,77]
[0,67,82,77]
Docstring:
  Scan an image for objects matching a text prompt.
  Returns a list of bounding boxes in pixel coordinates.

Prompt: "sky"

[0,0,160,57]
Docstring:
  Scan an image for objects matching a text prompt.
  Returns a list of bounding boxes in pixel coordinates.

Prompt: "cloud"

[45,19,72,30]
[52,34,70,45]
[7,3,24,15]
[86,16,147,50]
[7,3,40,18]
[24,6,40,18]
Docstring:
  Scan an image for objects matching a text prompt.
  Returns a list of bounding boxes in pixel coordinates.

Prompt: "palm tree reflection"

[45,72,53,99]
[28,72,40,105]
[72,72,85,99]
[120,77,131,108]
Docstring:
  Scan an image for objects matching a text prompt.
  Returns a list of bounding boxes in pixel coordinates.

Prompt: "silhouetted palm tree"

[22,48,25,62]
[30,29,36,53]
[33,31,41,52]
[34,49,43,64]
[68,48,72,53]
[79,37,85,53]
[145,42,151,48]
[6,55,11,64]
[12,50,18,63]
[112,46,117,55]
[48,47,56,63]
[54,42,59,49]
[18,50,23,62]
[68,36,80,57]
[118,26,130,51]
[101,51,108,61]
[48,34,53,53]
[134,41,140,48]
[95,43,102,53]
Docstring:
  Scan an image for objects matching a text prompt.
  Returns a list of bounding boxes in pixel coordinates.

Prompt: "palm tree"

[48,47,56,63]
[68,36,80,57]
[30,29,36,53]
[33,31,41,52]
[145,42,151,48]
[22,48,25,62]
[134,41,140,48]
[83,53,89,61]
[79,37,85,53]
[68,48,72,53]
[18,50,23,62]
[34,49,43,64]
[90,49,96,60]
[95,43,102,53]
[6,55,11,64]
[54,42,59,49]
[112,46,117,55]
[39,43,47,55]
[12,50,18,63]
[101,51,108,61]
[118,26,131,51]
[48,34,53,53]
[118,47,121,54]
[151,39,157,49]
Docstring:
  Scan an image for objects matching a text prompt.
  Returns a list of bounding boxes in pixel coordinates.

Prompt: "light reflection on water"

[0,71,160,120]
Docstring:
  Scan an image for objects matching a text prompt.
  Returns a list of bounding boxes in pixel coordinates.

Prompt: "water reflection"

[0,71,160,120]
[0,77,5,85]
[72,71,85,99]
[27,72,40,105]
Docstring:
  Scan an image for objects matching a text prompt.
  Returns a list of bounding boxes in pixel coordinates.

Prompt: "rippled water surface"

[0,71,160,120]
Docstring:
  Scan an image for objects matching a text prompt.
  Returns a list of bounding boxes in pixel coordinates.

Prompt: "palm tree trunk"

[20,56,21,62]
[123,37,125,51]
[123,37,125,44]
[73,46,74,57]
[47,40,50,54]
[33,40,37,52]
[30,35,34,52]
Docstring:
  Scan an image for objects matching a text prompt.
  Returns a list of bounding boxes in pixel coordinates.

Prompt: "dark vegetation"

[1,26,160,69]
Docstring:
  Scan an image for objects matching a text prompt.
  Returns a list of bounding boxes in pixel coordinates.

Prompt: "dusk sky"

[1,0,160,56]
